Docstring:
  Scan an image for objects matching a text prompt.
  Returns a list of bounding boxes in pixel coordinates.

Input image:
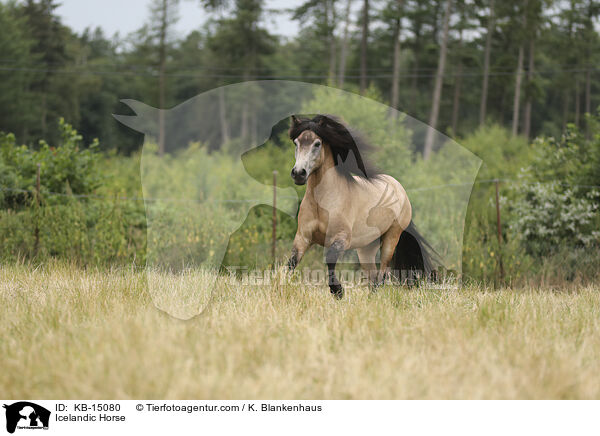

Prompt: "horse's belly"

[349,223,383,248]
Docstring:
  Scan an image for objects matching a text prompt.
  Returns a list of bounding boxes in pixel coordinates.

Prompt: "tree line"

[0,0,598,155]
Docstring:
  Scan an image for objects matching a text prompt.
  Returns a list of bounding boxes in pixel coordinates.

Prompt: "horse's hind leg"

[357,240,379,289]
[378,225,403,285]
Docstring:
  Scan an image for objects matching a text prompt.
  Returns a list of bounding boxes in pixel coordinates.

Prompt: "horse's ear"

[113,99,160,137]
[291,115,301,126]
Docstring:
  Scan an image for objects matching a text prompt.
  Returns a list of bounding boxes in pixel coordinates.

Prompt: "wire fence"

[1,177,599,204]
[0,64,599,80]
[2,174,598,280]
[3,58,598,73]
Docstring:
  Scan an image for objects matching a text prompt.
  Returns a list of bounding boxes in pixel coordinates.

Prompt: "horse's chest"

[311,228,327,246]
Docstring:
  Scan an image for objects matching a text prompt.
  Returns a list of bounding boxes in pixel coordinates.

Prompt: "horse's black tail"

[391,221,439,284]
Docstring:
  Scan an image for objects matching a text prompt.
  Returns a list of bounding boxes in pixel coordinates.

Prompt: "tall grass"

[1,261,599,399]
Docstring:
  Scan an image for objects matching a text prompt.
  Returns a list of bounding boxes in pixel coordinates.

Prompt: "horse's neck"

[306,150,345,203]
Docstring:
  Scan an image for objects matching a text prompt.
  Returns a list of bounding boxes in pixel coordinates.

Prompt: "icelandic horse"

[286,115,436,298]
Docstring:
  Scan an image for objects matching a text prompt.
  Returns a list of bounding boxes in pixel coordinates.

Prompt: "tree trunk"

[158,0,168,155]
[451,62,462,134]
[479,0,494,125]
[410,14,422,110]
[585,67,591,138]
[218,87,230,144]
[511,0,528,137]
[523,38,535,139]
[251,102,258,146]
[563,0,575,132]
[500,88,506,124]
[562,89,570,133]
[41,92,47,138]
[360,0,369,94]
[575,77,580,127]
[432,0,442,43]
[423,0,453,160]
[451,4,464,134]
[585,0,594,138]
[390,0,404,115]
[241,103,248,140]
[585,67,591,113]
[511,44,524,137]
[327,0,337,85]
[410,57,419,111]
[338,0,353,87]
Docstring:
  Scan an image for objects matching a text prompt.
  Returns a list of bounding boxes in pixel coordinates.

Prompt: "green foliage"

[460,120,600,284]
[460,125,535,283]
[510,182,599,255]
[18,0,76,144]
[508,121,600,256]
[1,0,600,286]
[0,198,146,265]
[0,2,37,140]
[0,0,599,154]
[1,116,599,286]
[0,119,101,209]
[0,120,145,264]
[206,0,276,78]
[460,124,533,181]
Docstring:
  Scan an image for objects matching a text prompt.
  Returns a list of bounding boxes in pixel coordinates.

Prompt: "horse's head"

[288,115,326,185]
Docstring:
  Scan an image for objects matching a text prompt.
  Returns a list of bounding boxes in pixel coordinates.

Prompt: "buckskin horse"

[286,114,436,299]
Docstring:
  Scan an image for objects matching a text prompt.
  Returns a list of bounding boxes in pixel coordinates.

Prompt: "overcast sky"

[56,0,301,40]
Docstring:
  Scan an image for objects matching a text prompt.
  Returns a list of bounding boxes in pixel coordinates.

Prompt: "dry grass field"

[1,261,600,399]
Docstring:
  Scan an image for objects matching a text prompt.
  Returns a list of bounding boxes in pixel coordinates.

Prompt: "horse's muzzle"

[291,168,307,185]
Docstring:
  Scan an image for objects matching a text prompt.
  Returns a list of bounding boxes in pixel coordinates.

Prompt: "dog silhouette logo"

[114,81,481,317]
[3,402,50,434]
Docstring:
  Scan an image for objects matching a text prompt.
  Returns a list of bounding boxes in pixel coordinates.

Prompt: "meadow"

[1,81,598,401]
[2,261,600,400]
[2,0,600,405]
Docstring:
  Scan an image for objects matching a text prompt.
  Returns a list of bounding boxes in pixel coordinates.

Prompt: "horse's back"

[372,174,411,228]
[347,174,412,248]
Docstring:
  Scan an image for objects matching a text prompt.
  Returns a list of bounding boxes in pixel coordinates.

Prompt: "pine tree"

[423,0,453,159]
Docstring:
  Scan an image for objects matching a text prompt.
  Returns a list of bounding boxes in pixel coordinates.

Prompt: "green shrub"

[508,123,600,256]
[0,120,146,265]
[460,125,534,283]
[0,119,101,209]
[0,197,146,264]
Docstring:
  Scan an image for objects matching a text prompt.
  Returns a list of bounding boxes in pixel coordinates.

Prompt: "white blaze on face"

[293,131,323,178]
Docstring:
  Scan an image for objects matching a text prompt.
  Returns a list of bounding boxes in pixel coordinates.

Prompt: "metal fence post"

[272,170,278,265]
[494,179,504,283]
[34,163,41,255]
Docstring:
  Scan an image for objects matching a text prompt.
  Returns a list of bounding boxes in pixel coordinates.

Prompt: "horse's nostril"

[291,167,306,180]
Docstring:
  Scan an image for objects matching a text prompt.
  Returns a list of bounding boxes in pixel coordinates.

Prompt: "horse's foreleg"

[326,239,347,299]
[287,233,311,272]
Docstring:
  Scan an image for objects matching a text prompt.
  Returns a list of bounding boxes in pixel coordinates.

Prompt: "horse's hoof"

[330,284,344,299]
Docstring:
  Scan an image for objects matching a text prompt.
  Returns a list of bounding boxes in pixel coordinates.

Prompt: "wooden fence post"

[272,170,278,265]
[34,163,41,255]
[494,179,504,283]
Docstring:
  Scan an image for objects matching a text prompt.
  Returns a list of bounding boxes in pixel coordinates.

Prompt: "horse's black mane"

[288,114,379,180]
